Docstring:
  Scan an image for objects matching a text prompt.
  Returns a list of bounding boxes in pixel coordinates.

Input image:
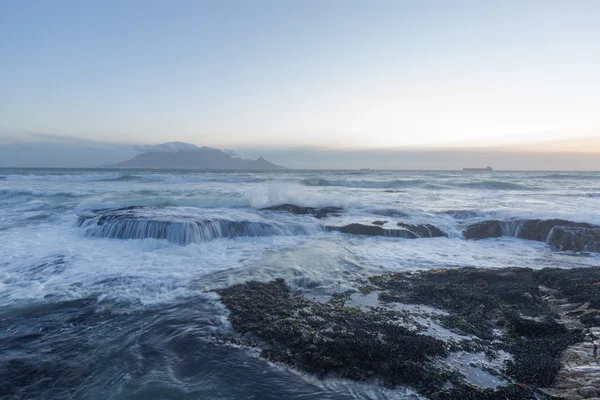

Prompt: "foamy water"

[1,168,599,399]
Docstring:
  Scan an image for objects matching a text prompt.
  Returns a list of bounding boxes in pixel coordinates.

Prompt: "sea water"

[1,168,599,399]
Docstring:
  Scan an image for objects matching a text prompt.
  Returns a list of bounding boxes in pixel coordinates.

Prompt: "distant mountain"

[114,142,285,170]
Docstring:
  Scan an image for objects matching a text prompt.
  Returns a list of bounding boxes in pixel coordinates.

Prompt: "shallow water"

[1,168,599,399]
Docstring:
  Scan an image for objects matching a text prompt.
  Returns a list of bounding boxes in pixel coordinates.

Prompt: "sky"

[1,0,599,168]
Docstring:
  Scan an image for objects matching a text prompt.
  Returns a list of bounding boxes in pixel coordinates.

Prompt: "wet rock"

[372,220,387,226]
[579,311,600,327]
[515,219,594,242]
[535,267,600,309]
[328,223,418,238]
[328,223,445,238]
[547,226,600,252]
[397,222,446,238]
[217,279,449,390]
[366,267,586,387]
[261,204,343,219]
[464,219,600,252]
[218,267,600,398]
[463,220,503,239]
[578,386,598,398]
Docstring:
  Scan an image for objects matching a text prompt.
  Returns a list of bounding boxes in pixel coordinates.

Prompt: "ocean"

[1,168,599,399]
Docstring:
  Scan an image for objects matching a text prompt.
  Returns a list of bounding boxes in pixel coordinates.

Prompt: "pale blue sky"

[1,0,599,149]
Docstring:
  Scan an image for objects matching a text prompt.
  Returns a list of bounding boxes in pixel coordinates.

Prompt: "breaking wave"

[0,188,84,198]
[300,178,426,189]
[456,181,541,191]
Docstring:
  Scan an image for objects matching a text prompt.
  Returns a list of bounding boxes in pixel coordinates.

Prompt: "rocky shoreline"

[216,267,600,399]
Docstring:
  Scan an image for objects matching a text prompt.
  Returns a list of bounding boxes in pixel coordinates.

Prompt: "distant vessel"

[463,166,493,171]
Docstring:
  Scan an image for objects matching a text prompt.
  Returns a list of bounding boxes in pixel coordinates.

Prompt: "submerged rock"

[261,204,343,219]
[464,219,600,253]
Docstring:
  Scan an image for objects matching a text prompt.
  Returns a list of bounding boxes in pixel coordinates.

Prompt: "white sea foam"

[1,168,600,309]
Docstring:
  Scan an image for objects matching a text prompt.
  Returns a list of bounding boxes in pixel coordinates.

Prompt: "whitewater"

[1,168,600,399]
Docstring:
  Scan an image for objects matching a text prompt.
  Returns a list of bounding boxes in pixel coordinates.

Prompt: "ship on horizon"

[463,166,493,171]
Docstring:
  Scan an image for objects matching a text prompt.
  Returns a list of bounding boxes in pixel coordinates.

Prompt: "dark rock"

[547,226,600,252]
[464,219,600,252]
[327,223,445,238]
[372,220,387,226]
[366,267,585,386]
[535,267,600,309]
[515,219,593,242]
[217,267,600,397]
[397,222,446,238]
[261,204,343,219]
[217,279,448,389]
[579,311,600,327]
[430,384,537,400]
[328,224,418,238]
[463,220,503,239]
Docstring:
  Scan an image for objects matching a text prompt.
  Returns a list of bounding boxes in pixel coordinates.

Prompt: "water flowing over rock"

[464,219,600,252]
[397,222,446,238]
[77,206,317,245]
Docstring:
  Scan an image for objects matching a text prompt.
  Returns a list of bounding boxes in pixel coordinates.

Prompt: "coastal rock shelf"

[217,267,600,399]
[464,219,600,253]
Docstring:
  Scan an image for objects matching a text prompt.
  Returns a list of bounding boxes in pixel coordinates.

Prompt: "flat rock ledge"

[216,267,600,399]
[261,204,343,219]
[464,219,600,253]
[327,223,446,238]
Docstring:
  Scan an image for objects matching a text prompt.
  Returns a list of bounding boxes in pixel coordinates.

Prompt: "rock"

[464,219,600,252]
[217,267,600,398]
[216,279,448,390]
[515,219,593,242]
[463,220,503,239]
[579,311,600,327]
[327,223,445,238]
[328,223,417,238]
[261,204,343,219]
[579,387,599,398]
[372,220,387,226]
[548,226,600,252]
[397,222,446,238]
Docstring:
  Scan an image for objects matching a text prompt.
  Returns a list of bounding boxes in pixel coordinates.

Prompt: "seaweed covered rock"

[217,279,449,388]
[217,267,600,398]
[365,268,588,388]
